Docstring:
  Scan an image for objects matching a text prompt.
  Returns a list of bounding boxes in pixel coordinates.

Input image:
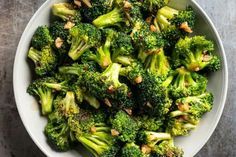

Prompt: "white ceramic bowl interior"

[13,0,228,157]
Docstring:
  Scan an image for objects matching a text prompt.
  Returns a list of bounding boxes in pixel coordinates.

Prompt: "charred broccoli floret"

[31,26,53,50]
[83,29,115,68]
[110,111,139,142]
[156,6,195,33]
[121,142,142,157]
[45,111,71,151]
[27,77,55,115]
[172,36,221,72]
[142,0,169,13]
[68,23,102,60]
[152,139,183,157]
[52,3,82,23]
[27,46,57,76]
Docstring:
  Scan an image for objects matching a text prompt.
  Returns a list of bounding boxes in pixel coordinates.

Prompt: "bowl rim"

[13,0,228,157]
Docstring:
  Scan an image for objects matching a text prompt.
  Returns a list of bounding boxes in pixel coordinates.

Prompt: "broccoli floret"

[166,67,208,99]
[166,117,197,136]
[110,111,139,142]
[27,78,55,115]
[144,48,171,79]
[92,7,126,28]
[27,46,57,76]
[81,0,113,22]
[135,115,163,131]
[172,36,221,72]
[135,72,172,116]
[152,139,184,157]
[45,111,71,151]
[53,91,80,118]
[156,6,195,33]
[138,131,171,147]
[170,92,213,125]
[111,32,134,65]
[142,0,169,13]
[31,26,53,50]
[84,29,115,68]
[49,21,70,58]
[121,142,142,157]
[68,23,102,60]
[81,63,135,109]
[68,110,119,157]
[52,3,82,23]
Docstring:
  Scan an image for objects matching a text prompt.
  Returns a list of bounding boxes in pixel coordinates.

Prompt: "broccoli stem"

[113,56,133,66]
[93,8,124,28]
[147,132,171,142]
[69,39,91,61]
[101,63,121,87]
[83,93,100,109]
[52,3,77,21]
[170,110,187,118]
[43,81,68,91]
[59,66,81,76]
[28,48,41,64]
[38,88,54,115]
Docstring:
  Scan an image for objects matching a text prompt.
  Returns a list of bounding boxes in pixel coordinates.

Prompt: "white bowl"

[13,0,228,157]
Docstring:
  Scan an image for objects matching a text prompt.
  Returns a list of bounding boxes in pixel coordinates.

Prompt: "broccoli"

[121,142,142,157]
[156,6,195,33]
[166,67,208,99]
[31,26,53,50]
[83,29,115,69]
[53,91,80,118]
[49,21,70,57]
[27,78,55,115]
[135,72,172,116]
[52,3,82,23]
[138,131,171,147]
[110,111,139,142]
[27,46,57,76]
[81,0,113,22]
[152,139,184,157]
[170,92,213,125]
[68,110,119,157]
[92,7,125,28]
[81,63,135,109]
[144,48,171,79]
[142,0,169,13]
[135,115,163,131]
[166,117,197,136]
[172,36,221,72]
[68,23,102,60]
[111,32,134,66]
[45,111,71,151]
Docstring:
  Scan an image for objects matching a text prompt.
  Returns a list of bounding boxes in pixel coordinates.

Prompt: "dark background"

[0,0,235,156]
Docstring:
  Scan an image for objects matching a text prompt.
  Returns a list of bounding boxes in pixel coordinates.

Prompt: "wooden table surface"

[0,0,235,156]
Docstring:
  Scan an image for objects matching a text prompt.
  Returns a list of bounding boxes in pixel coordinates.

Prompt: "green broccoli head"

[27,77,55,115]
[144,48,171,79]
[142,0,169,13]
[136,72,172,116]
[52,3,82,23]
[121,142,142,157]
[156,6,195,33]
[45,111,71,151]
[173,36,221,72]
[166,117,197,136]
[138,131,171,147]
[112,32,134,65]
[85,29,115,69]
[49,21,70,58]
[135,115,163,131]
[170,92,213,124]
[31,26,53,50]
[28,46,57,76]
[152,139,184,157]
[168,67,208,99]
[81,63,135,109]
[68,23,102,60]
[110,111,139,142]
[53,91,80,118]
